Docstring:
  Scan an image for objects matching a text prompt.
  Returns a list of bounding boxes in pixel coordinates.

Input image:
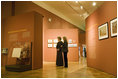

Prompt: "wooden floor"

[1,57,116,78]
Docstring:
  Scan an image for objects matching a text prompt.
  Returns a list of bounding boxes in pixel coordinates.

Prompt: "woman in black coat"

[62,37,68,68]
[56,37,63,66]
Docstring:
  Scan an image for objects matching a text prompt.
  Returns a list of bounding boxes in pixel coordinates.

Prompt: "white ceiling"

[32,1,104,31]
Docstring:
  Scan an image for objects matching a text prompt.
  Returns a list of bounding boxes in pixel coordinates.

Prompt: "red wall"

[79,33,86,45]
[3,12,43,69]
[1,1,86,66]
[1,2,12,66]
[44,29,79,62]
[86,1,117,76]
[14,1,80,62]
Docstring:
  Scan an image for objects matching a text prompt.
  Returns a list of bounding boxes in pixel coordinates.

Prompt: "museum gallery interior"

[1,1,117,78]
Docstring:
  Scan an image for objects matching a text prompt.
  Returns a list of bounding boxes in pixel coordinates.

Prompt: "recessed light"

[92,2,96,6]
[80,6,83,9]
[48,18,51,22]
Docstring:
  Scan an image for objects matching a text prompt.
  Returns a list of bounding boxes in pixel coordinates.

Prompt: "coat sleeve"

[56,42,59,49]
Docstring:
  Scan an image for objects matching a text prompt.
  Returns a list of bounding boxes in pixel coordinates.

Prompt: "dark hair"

[57,37,61,40]
[63,36,68,42]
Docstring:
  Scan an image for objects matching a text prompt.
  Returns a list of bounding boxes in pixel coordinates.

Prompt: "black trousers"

[63,52,68,67]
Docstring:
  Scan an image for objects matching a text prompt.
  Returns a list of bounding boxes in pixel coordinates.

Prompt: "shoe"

[64,66,68,68]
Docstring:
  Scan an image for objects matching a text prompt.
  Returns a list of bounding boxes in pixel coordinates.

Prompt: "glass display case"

[5,41,32,72]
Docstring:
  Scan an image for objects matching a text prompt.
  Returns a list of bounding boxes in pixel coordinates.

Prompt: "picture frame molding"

[110,17,117,37]
[98,22,109,40]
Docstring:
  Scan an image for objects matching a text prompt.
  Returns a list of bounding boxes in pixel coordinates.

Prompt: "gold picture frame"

[98,23,108,40]
[110,18,117,37]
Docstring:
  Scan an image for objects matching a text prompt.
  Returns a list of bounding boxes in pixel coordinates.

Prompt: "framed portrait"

[110,18,117,37]
[98,23,108,40]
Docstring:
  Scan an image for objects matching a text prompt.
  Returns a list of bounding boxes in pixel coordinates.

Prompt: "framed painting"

[48,44,52,48]
[48,39,52,43]
[53,44,57,48]
[53,39,58,43]
[1,48,8,54]
[110,18,117,37]
[98,23,108,40]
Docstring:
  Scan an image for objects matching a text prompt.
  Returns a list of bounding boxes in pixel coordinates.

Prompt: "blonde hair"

[63,36,68,42]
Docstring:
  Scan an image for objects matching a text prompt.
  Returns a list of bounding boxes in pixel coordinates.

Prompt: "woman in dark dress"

[62,37,68,68]
[56,37,63,66]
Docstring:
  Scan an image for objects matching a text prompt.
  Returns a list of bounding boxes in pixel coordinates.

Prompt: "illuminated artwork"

[68,39,72,43]
[48,39,52,43]
[53,39,58,43]
[73,44,77,47]
[53,44,57,47]
[48,44,52,48]
[1,48,8,54]
[110,18,117,37]
[68,44,77,47]
[98,23,108,40]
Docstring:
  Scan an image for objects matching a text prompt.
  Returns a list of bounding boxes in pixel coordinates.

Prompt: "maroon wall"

[86,1,117,76]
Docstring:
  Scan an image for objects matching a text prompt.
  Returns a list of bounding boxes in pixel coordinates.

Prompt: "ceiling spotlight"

[92,2,96,6]
[75,1,78,3]
[80,6,83,9]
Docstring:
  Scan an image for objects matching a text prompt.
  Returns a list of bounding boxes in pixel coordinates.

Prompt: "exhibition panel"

[5,42,32,72]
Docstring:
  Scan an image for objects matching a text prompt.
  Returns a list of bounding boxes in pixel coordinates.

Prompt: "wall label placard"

[12,48,22,58]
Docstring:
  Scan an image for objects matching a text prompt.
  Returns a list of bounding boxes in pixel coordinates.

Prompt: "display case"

[5,41,32,72]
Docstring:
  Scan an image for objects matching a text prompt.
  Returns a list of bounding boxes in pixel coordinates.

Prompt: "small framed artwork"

[110,18,117,37]
[48,44,52,48]
[53,44,57,48]
[53,39,58,43]
[68,39,72,43]
[98,23,108,40]
[1,48,8,54]
[68,44,74,47]
[48,39,52,43]
[73,44,77,47]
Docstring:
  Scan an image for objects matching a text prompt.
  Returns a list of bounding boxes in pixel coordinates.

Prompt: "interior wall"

[45,29,79,62]
[1,1,12,66]
[3,12,43,69]
[79,32,86,45]
[14,1,80,62]
[86,1,117,76]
